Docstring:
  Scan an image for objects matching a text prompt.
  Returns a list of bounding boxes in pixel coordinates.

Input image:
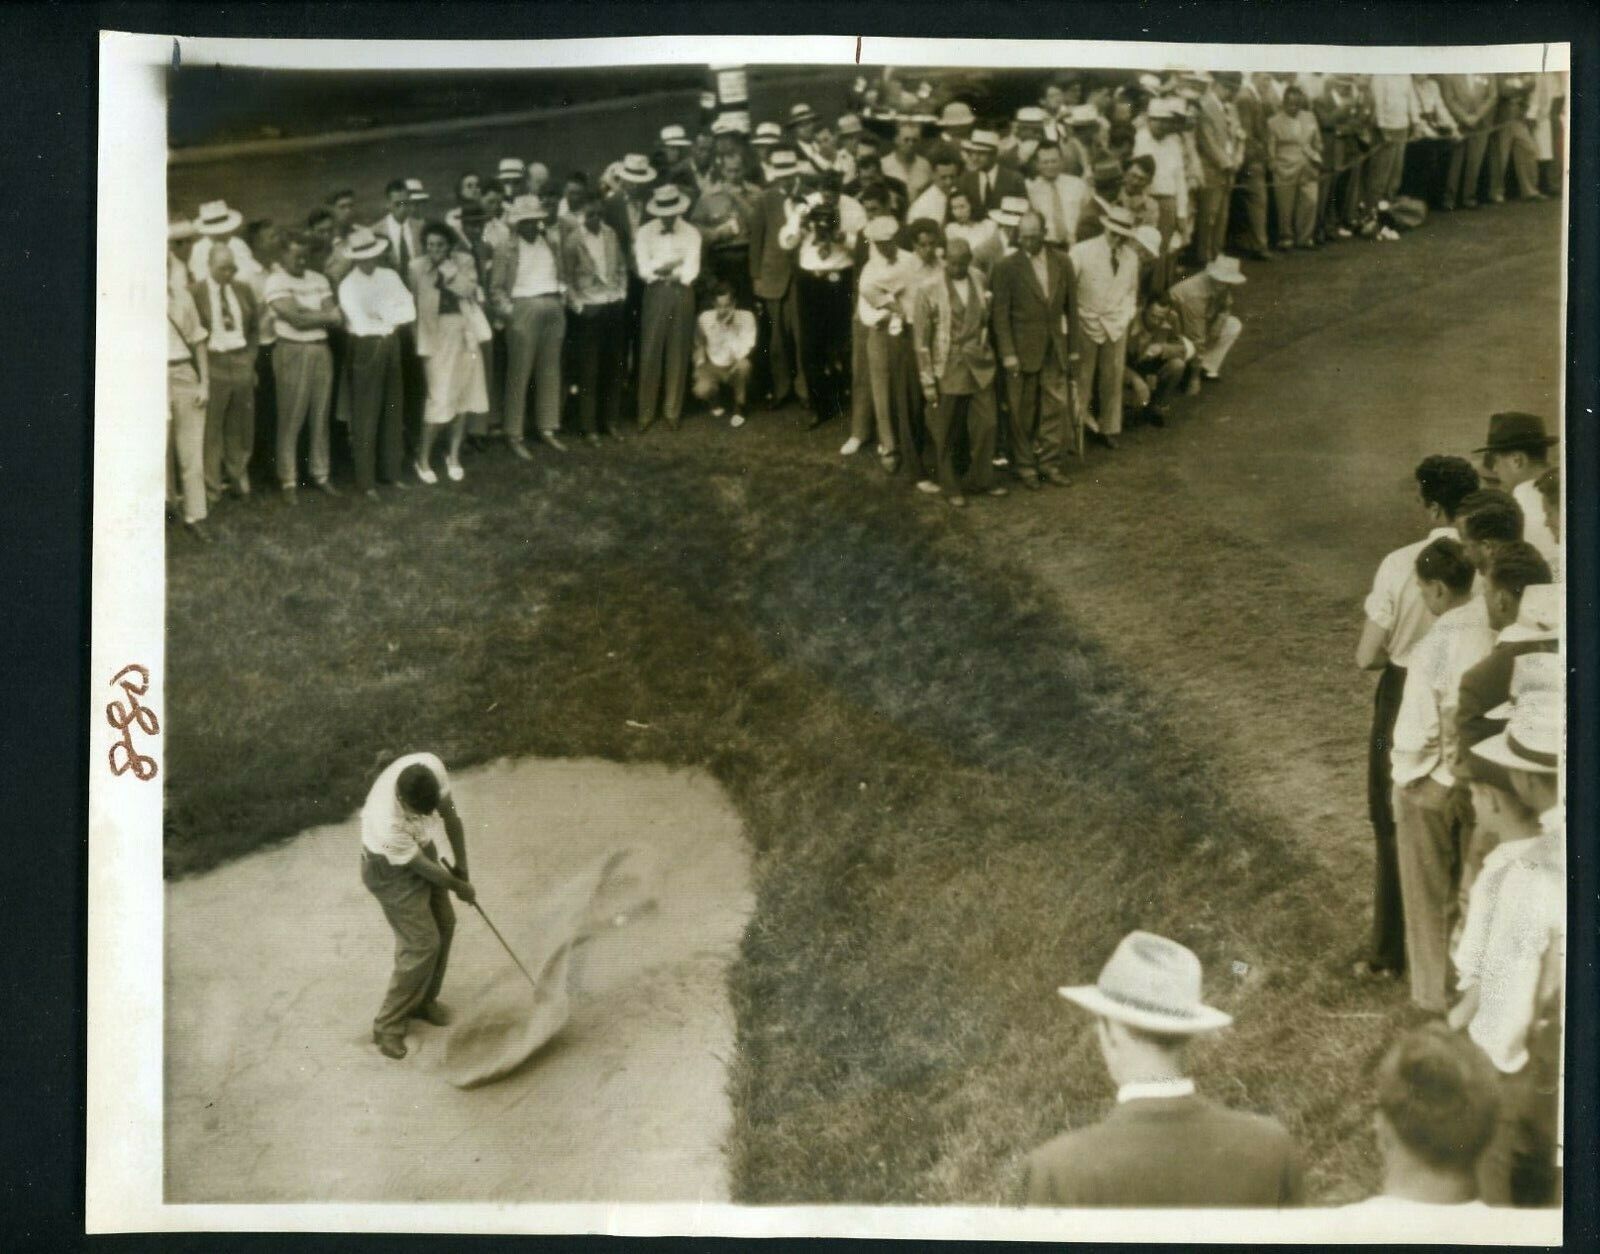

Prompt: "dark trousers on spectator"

[574,300,628,435]
[1005,354,1070,476]
[637,281,694,429]
[347,332,405,491]
[1366,662,1408,973]
[760,281,806,405]
[928,386,998,495]
[1239,161,1271,253]
[894,350,936,484]
[796,272,852,423]
[203,346,257,498]
[1323,136,1366,229]
[397,325,425,461]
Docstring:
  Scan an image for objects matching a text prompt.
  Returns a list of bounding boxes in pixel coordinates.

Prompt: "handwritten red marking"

[107,663,160,780]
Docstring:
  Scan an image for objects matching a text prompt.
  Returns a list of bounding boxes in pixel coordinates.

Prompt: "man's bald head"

[944,236,973,276]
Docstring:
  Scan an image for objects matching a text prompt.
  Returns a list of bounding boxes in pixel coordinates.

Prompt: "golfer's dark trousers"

[362,841,455,1040]
[1366,662,1408,972]
[347,332,405,491]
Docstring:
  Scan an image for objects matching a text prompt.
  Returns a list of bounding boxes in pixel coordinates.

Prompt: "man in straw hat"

[785,101,825,171]
[336,225,417,498]
[1021,930,1304,1206]
[190,238,262,504]
[1166,254,1246,393]
[1132,98,1188,290]
[188,198,263,288]
[1000,105,1051,172]
[1472,412,1560,571]
[1451,680,1563,1206]
[1067,204,1143,451]
[491,195,569,458]
[633,184,702,432]
[957,128,1027,216]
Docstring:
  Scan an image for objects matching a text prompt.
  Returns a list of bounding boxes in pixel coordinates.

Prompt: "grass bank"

[166,427,1401,1203]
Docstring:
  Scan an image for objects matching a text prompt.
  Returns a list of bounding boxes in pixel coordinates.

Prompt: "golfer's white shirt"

[1116,1078,1195,1104]
[361,752,452,866]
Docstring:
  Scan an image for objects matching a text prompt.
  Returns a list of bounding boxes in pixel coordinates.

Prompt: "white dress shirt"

[263,266,334,343]
[338,266,418,337]
[510,236,562,299]
[633,218,702,286]
[1364,526,1460,668]
[1512,477,1560,575]
[1371,74,1418,131]
[696,308,757,367]
[1391,596,1495,787]
[1027,173,1090,245]
[1068,234,1140,343]
[203,278,248,353]
[1133,129,1189,218]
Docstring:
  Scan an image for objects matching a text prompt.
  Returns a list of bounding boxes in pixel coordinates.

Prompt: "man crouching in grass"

[360,753,475,1060]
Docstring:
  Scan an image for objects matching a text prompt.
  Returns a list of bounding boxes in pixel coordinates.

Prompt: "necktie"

[1109,243,1120,278]
[396,223,410,274]
[1051,182,1066,243]
[218,284,236,333]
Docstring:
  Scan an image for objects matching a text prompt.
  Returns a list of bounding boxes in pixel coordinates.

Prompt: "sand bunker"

[165,757,752,1203]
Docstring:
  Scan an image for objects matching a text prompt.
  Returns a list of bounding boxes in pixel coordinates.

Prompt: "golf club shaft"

[472,900,541,993]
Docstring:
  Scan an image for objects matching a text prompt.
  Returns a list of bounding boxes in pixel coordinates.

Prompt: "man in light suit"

[912,238,1009,507]
[1020,931,1305,1207]
[1193,74,1240,264]
[990,211,1079,489]
[747,148,808,408]
[1232,75,1274,260]
[957,130,1028,216]
[1067,206,1145,450]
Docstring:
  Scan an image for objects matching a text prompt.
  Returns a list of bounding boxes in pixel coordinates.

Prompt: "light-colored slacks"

[272,339,334,488]
[1075,332,1128,436]
[503,294,565,439]
[1394,777,1465,1013]
[167,362,208,524]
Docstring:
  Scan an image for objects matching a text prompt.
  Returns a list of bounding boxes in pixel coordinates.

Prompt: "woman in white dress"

[410,222,491,483]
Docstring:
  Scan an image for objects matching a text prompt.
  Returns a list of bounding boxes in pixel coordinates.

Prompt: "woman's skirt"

[423,312,489,424]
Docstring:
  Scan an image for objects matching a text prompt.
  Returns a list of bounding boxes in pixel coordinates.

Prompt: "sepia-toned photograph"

[88,32,1570,1241]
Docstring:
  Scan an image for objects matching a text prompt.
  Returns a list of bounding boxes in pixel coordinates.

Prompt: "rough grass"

[166,426,1401,1206]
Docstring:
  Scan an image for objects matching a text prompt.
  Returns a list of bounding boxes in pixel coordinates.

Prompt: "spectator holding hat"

[633,183,702,432]
[957,127,1027,217]
[492,194,569,458]
[337,225,416,497]
[1166,254,1246,391]
[1473,412,1560,572]
[1452,680,1564,1206]
[1068,204,1143,450]
[1020,930,1304,1207]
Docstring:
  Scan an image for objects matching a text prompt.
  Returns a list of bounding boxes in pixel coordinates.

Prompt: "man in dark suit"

[601,154,658,408]
[1021,931,1305,1207]
[190,245,260,501]
[956,129,1027,216]
[990,210,1079,490]
[747,148,807,408]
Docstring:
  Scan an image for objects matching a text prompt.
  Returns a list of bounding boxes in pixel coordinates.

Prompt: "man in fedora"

[748,147,808,410]
[1453,684,1564,1206]
[1059,103,1104,179]
[992,209,1080,490]
[1472,413,1560,570]
[495,156,528,201]
[491,195,569,458]
[1067,205,1143,450]
[1000,105,1051,172]
[188,198,264,288]
[786,101,824,170]
[883,118,933,201]
[1166,256,1246,392]
[958,129,1027,216]
[750,122,784,179]
[633,184,702,432]
[936,100,978,148]
[190,243,261,503]
[337,226,417,498]
[1133,98,1189,290]
[1021,930,1304,1206]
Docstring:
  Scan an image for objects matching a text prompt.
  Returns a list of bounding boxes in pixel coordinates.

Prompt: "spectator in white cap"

[336,225,416,498]
[1060,104,1104,179]
[1452,684,1563,1206]
[936,99,977,147]
[1166,255,1246,392]
[496,156,527,200]
[1020,930,1304,1206]
[188,198,264,289]
[1068,204,1143,450]
[491,195,568,459]
[958,128,1028,216]
[883,118,933,201]
[1001,105,1052,171]
[656,123,694,181]
[633,184,701,432]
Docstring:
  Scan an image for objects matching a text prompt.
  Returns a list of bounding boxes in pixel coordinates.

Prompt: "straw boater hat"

[1473,411,1558,454]
[616,153,657,184]
[962,128,1001,152]
[864,215,900,243]
[1014,105,1050,126]
[169,219,199,244]
[497,157,527,181]
[1472,689,1561,775]
[710,113,740,136]
[195,199,244,236]
[1147,97,1184,121]
[1065,103,1102,128]
[1138,72,1166,94]
[766,149,801,177]
[836,113,864,137]
[752,122,784,148]
[405,178,429,202]
[504,194,548,224]
[1060,931,1234,1035]
[1132,224,1163,257]
[1099,203,1137,236]
[1497,583,1563,648]
[659,124,692,149]
[786,102,819,127]
[1485,650,1562,720]
[938,101,977,129]
[1206,255,1247,284]
[344,225,388,261]
[646,185,692,217]
[991,195,1031,228]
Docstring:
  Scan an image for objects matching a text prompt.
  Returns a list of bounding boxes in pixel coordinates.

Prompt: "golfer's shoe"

[373,1030,408,1059]
[411,1000,454,1027]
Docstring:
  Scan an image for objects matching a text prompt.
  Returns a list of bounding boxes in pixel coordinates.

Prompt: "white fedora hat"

[1015,105,1050,124]
[938,101,977,128]
[1099,203,1137,236]
[990,194,1031,227]
[1498,582,1562,645]
[961,128,1001,151]
[405,177,429,202]
[1065,103,1102,127]
[1132,224,1163,256]
[344,225,388,260]
[616,153,657,184]
[766,148,801,176]
[504,194,548,225]
[836,113,864,136]
[1060,931,1233,1035]
[1485,650,1562,721]
[496,157,527,179]
[660,123,692,148]
[786,102,819,126]
[195,199,243,236]
[1206,255,1247,284]
[752,121,784,146]
[1473,690,1562,774]
[645,184,692,217]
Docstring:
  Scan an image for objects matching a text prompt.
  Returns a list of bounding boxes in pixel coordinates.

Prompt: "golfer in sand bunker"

[360,752,475,1059]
